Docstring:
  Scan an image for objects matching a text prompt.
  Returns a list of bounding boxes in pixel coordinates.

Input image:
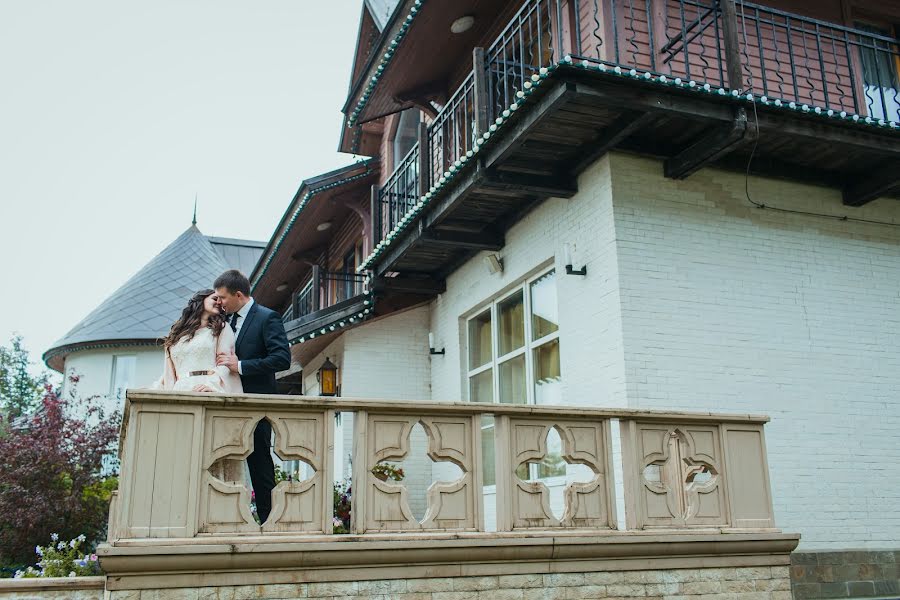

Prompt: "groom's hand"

[217,351,239,374]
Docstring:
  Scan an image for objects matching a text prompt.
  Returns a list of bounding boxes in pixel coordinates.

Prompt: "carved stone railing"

[109,390,780,543]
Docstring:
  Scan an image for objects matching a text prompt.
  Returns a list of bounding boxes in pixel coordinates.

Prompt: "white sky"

[0,1,363,370]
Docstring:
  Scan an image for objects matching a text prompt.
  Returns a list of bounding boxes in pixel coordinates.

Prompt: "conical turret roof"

[44,225,263,372]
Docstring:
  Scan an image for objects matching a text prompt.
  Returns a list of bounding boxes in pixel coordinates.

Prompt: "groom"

[214,269,291,524]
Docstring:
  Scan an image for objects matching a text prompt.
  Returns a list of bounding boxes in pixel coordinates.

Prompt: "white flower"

[57,542,66,550]
[69,539,77,548]
[77,534,86,543]
[68,571,76,578]
[35,545,43,556]
[51,533,59,542]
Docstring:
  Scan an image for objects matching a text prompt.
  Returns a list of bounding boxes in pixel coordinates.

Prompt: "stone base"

[103,566,792,600]
[0,576,104,600]
[790,549,900,599]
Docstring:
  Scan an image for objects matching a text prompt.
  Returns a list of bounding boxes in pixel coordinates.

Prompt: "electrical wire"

[735,0,900,229]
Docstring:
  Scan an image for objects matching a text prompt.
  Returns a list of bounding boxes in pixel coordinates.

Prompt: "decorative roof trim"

[347,0,425,128]
[250,161,376,292]
[288,292,376,345]
[43,339,161,373]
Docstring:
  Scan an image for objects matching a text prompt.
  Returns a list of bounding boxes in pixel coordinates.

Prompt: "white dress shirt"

[233,297,254,375]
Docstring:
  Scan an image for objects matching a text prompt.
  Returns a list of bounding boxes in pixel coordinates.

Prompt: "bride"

[153,289,243,393]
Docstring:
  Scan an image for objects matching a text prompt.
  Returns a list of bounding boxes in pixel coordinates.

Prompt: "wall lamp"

[428,332,445,355]
[563,243,587,276]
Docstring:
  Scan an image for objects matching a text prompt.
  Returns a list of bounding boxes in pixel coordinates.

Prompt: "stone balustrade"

[108,390,779,542]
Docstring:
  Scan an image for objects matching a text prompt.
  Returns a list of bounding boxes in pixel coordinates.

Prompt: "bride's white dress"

[153,326,243,393]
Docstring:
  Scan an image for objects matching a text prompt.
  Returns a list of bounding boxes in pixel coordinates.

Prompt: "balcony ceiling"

[349,0,517,124]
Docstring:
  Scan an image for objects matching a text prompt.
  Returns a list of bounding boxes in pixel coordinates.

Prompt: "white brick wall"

[607,152,900,550]
[426,151,900,550]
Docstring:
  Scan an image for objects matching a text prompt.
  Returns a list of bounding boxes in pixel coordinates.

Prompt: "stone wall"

[791,549,900,598]
[98,567,791,600]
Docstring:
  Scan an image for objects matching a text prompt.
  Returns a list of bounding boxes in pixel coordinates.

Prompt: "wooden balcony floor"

[375,66,900,280]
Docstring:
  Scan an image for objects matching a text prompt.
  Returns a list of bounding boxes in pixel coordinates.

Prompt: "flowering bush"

[370,462,405,482]
[332,478,352,533]
[0,374,120,567]
[14,534,101,578]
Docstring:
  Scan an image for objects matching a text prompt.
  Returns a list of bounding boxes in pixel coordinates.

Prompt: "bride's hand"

[192,384,216,393]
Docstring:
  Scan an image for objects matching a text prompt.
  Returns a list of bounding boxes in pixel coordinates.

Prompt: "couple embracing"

[153,269,290,523]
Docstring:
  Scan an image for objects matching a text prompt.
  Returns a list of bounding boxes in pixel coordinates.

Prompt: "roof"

[44,226,265,372]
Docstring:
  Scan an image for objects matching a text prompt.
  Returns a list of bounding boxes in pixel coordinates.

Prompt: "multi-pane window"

[466,269,563,485]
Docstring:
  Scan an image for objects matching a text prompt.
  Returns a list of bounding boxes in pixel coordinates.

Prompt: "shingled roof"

[43,225,265,372]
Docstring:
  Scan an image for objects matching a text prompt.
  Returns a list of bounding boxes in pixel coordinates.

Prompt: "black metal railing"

[375,144,419,242]
[428,72,476,188]
[371,0,899,248]
[284,271,367,322]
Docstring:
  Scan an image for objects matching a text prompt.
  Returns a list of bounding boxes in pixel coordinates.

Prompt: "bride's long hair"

[163,289,226,349]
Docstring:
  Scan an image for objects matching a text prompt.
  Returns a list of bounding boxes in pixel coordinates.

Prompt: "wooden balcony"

[281,269,372,344]
[362,0,900,283]
[99,389,798,590]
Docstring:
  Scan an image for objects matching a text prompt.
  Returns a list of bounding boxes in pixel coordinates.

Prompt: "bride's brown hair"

[163,289,226,349]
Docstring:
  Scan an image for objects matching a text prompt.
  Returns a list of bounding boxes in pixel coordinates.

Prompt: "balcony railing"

[284,269,367,322]
[109,391,778,540]
[371,0,899,246]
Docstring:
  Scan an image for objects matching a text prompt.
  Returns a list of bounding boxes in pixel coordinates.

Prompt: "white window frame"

[466,268,561,485]
[109,354,137,403]
[465,268,560,406]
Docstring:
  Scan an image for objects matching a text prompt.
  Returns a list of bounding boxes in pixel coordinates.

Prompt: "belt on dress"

[189,370,216,376]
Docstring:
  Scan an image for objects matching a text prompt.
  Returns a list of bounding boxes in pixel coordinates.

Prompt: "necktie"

[230,313,240,333]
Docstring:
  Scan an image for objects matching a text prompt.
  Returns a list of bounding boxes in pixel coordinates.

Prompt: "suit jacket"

[235,301,291,394]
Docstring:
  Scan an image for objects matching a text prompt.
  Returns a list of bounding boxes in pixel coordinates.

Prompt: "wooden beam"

[417,121,429,197]
[473,47,489,137]
[481,170,578,198]
[570,111,657,175]
[483,82,577,168]
[665,107,757,179]
[755,112,900,156]
[420,228,504,251]
[573,81,734,122]
[371,276,446,296]
[842,164,900,206]
[719,0,745,90]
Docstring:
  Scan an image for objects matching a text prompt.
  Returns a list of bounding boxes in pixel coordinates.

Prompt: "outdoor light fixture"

[563,243,587,276]
[484,253,503,275]
[428,332,445,355]
[317,357,339,396]
[450,15,475,34]
[316,221,333,232]
[276,283,289,292]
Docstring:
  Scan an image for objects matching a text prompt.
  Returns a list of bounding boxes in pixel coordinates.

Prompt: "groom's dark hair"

[214,269,251,296]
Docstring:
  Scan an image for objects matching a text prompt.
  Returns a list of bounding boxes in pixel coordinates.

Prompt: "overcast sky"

[0,1,362,371]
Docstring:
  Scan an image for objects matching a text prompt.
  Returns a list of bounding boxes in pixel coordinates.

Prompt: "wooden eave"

[343,0,521,126]
[369,67,900,284]
[251,161,379,309]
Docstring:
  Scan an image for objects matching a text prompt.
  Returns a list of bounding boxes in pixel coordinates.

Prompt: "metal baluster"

[798,24,816,104]
[679,0,690,80]
[589,0,604,61]
[611,0,620,64]
[754,7,768,97]
[713,1,724,87]
[873,37,888,122]
[814,24,829,111]
[828,28,847,112]
[771,10,786,99]
[737,0,753,91]
[646,0,657,72]
[626,0,639,67]
[785,16,800,104]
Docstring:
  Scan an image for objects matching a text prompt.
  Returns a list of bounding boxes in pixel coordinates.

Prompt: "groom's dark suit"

[233,300,290,523]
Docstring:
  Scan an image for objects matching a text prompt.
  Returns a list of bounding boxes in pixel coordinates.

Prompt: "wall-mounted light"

[316,221,333,232]
[450,15,475,34]
[317,357,339,396]
[563,243,587,276]
[483,253,503,275]
[428,332,445,355]
[276,283,289,292]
